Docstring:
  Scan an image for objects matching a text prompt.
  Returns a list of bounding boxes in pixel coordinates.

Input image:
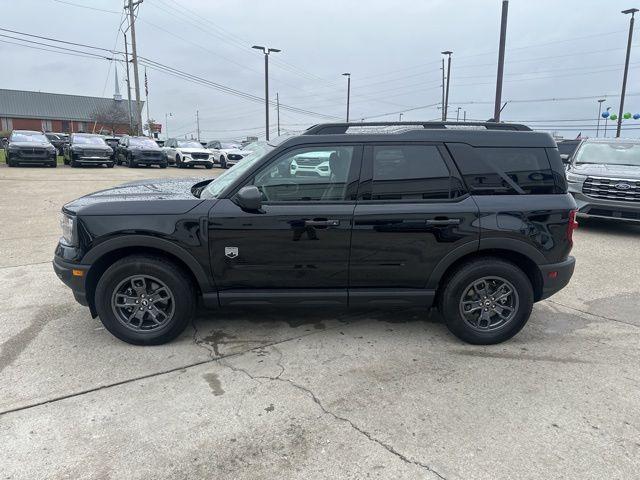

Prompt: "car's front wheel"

[219,156,227,169]
[439,258,533,345]
[95,255,196,345]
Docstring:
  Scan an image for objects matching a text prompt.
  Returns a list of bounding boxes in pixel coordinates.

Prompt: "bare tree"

[91,102,130,134]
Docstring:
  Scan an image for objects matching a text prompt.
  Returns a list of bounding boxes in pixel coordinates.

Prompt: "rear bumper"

[539,256,575,300]
[52,255,90,306]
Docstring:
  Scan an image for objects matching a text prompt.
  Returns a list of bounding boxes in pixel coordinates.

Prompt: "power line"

[51,0,120,14]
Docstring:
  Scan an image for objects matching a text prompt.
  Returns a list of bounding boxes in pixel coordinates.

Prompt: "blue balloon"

[602,111,610,118]
[634,113,640,120]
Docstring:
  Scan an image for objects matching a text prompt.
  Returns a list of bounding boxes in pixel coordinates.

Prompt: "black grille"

[191,153,209,160]
[142,151,162,158]
[227,154,242,160]
[19,148,47,157]
[582,176,640,203]
[83,150,107,157]
[295,157,325,166]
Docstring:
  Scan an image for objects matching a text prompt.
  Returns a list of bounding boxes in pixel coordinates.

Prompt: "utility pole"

[252,45,280,141]
[342,73,351,122]
[126,0,144,135]
[196,110,200,142]
[399,113,403,121]
[276,92,281,136]
[144,67,150,136]
[463,110,467,121]
[441,51,452,121]
[441,57,446,121]
[617,8,638,137]
[165,112,172,140]
[493,0,509,122]
[123,32,133,133]
[596,99,606,137]
[456,107,461,122]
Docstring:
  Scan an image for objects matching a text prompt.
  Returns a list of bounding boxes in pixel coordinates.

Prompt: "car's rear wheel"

[160,163,167,169]
[50,161,57,168]
[439,258,533,345]
[205,163,213,169]
[128,155,136,168]
[176,155,184,168]
[70,159,79,168]
[219,156,227,169]
[95,255,196,345]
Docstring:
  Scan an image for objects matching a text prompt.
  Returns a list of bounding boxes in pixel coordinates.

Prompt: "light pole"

[596,99,606,137]
[617,8,638,137]
[165,112,172,140]
[253,45,281,141]
[493,0,509,122]
[399,113,403,121]
[342,73,351,122]
[441,51,452,121]
[604,107,612,137]
[456,107,461,122]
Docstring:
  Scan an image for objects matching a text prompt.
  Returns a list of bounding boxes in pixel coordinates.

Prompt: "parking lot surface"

[1,164,639,480]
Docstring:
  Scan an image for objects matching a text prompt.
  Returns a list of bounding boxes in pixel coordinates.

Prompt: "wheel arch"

[428,242,545,303]
[83,236,214,317]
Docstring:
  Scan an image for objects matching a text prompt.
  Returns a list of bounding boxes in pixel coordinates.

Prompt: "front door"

[208,144,362,306]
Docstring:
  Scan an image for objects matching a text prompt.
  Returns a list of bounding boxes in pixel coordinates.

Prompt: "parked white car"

[290,151,332,177]
[163,138,214,169]
[206,141,246,169]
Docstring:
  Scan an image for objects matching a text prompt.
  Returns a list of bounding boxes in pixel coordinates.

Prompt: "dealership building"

[0,79,141,134]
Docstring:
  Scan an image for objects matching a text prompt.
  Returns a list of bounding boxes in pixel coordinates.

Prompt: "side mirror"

[235,185,262,211]
[560,154,570,164]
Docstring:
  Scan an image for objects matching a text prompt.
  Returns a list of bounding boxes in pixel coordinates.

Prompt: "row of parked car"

[2,130,250,169]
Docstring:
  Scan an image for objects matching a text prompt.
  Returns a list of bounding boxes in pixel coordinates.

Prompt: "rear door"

[349,143,479,296]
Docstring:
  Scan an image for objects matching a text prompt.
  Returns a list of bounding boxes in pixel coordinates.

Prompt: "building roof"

[0,88,142,122]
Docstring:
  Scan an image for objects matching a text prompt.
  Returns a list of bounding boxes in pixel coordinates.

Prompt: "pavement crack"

[220,359,446,479]
[546,299,639,328]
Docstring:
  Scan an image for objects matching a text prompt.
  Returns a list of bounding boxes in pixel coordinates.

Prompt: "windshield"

[201,141,274,199]
[574,142,640,167]
[177,140,202,148]
[73,135,107,145]
[221,143,239,149]
[557,142,579,156]
[130,138,159,148]
[11,132,49,143]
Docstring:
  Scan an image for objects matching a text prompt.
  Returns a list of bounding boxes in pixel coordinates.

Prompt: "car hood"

[72,144,112,150]
[220,148,244,155]
[63,177,210,215]
[10,142,52,148]
[572,163,640,180]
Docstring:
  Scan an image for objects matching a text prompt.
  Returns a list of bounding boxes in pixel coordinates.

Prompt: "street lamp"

[604,107,612,137]
[165,112,172,140]
[253,45,281,141]
[456,107,462,122]
[342,73,351,122]
[617,8,638,137]
[596,99,606,137]
[441,51,452,121]
[399,113,403,121]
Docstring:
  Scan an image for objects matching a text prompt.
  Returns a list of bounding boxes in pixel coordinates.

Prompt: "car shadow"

[578,217,640,236]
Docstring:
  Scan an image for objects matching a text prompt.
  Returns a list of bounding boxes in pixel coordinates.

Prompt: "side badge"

[225,247,239,259]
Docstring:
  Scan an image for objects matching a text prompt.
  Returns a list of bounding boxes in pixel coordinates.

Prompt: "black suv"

[45,132,69,155]
[53,122,577,346]
[6,130,58,167]
[63,133,114,168]
[116,136,167,168]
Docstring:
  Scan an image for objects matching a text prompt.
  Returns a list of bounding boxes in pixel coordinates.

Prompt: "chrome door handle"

[304,219,340,227]
[425,218,461,226]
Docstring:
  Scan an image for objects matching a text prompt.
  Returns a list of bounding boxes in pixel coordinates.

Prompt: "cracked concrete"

[1,165,640,479]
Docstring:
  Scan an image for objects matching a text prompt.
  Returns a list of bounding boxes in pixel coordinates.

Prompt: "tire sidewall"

[442,260,533,345]
[95,257,195,345]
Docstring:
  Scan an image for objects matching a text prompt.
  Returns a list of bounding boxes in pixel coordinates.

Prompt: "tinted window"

[10,132,49,143]
[448,144,556,195]
[73,135,107,145]
[252,146,354,202]
[370,145,461,200]
[557,141,580,156]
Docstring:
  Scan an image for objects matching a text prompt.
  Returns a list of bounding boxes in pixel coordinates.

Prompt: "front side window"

[253,146,355,202]
[369,145,459,200]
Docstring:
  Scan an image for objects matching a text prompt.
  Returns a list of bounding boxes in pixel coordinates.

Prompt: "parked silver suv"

[565,138,640,222]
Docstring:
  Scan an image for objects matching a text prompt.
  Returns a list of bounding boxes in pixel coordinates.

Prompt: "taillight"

[567,209,578,247]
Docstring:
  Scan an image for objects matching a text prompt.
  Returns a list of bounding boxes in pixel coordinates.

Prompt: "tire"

[219,156,227,169]
[70,159,79,168]
[95,255,196,345]
[176,155,184,168]
[160,163,167,169]
[205,163,213,169]
[7,157,15,167]
[50,161,57,168]
[439,257,533,345]
[63,157,70,165]
[107,163,114,168]
[128,156,136,168]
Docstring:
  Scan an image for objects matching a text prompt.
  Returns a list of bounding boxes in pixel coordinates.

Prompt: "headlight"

[60,213,76,246]
[566,172,586,183]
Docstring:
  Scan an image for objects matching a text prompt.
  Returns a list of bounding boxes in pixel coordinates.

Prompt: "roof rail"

[304,121,531,135]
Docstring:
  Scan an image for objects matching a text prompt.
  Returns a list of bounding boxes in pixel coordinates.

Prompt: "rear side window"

[370,145,463,200]
[447,144,556,195]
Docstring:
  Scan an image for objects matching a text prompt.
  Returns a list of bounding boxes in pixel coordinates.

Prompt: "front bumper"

[570,191,640,223]
[539,256,575,300]
[183,158,213,166]
[9,153,56,164]
[53,255,90,306]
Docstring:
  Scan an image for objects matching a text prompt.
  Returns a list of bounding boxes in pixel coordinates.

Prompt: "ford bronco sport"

[53,122,577,346]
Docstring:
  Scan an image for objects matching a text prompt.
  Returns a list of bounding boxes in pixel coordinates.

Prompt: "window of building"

[369,145,461,200]
[1,118,13,130]
[41,119,53,132]
[76,122,85,132]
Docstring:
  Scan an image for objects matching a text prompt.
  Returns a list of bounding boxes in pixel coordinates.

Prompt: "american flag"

[144,68,148,96]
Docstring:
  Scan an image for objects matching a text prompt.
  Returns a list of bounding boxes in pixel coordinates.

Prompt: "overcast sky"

[1,0,638,140]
